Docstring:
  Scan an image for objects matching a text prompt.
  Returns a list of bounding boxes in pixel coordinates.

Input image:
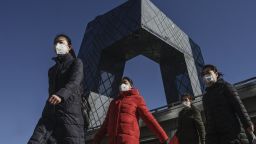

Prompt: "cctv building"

[78,0,206,143]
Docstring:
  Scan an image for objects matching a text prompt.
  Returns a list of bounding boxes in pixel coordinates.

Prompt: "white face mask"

[119,83,131,92]
[203,74,216,85]
[182,101,191,107]
[55,43,70,55]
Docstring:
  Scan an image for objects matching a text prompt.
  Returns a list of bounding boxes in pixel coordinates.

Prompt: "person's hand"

[247,124,254,133]
[162,139,169,144]
[48,95,62,105]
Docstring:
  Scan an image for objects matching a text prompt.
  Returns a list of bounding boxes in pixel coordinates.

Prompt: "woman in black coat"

[176,93,205,144]
[28,34,85,144]
[201,64,254,144]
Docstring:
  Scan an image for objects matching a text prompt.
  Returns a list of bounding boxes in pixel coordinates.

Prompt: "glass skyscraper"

[78,0,205,130]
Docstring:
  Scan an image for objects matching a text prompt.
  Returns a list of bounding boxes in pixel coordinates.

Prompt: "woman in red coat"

[94,77,169,144]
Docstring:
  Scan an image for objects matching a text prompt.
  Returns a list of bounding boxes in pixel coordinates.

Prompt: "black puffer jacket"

[28,54,85,144]
[203,78,252,144]
[176,105,205,144]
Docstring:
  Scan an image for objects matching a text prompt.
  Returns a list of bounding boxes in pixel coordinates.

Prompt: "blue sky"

[0,0,255,143]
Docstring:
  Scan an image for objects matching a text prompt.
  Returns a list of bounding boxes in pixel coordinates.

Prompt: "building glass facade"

[78,0,205,130]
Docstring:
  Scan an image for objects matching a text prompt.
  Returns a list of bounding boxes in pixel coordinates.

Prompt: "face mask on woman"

[119,83,131,92]
[182,101,191,107]
[203,74,217,86]
[55,43,70,55]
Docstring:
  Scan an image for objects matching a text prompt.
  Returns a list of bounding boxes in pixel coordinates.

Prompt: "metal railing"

[86,77,256,132]
[149,77,256,114]
[234,77,256,86]
[234,77,256,90]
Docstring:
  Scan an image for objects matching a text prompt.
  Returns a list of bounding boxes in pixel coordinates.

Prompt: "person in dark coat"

[28,34,85,144]
[176,93,205,144]
[94,77,169,144]
[201,64,254,144]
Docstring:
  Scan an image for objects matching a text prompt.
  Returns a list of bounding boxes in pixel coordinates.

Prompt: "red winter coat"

[94,88,168,144]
